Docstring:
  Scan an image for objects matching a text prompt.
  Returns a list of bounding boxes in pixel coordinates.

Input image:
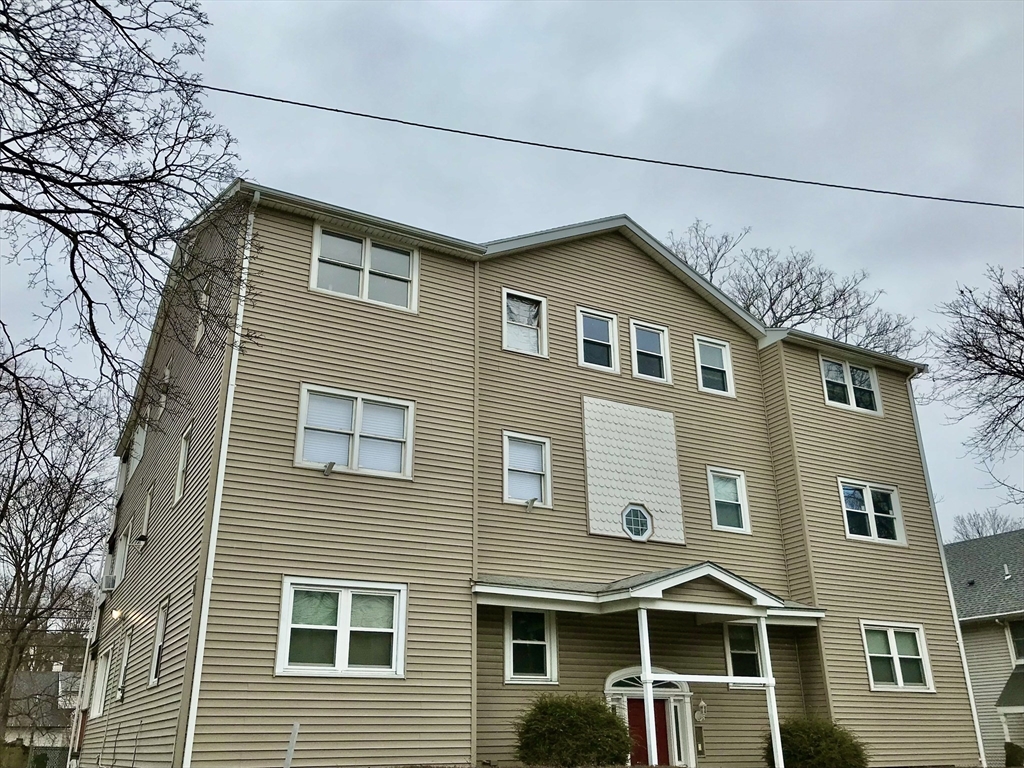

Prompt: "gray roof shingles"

[945,529,1024,620]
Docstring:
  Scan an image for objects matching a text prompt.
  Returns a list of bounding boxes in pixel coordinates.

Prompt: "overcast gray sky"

[15,0,1012,537]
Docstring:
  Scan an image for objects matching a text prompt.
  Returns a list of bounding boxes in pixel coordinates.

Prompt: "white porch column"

[637,607,659,766]
[757,616,784,768]
[1000,711,1011,744]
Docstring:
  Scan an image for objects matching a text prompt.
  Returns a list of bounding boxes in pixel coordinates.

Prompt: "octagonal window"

[622,505,653,542]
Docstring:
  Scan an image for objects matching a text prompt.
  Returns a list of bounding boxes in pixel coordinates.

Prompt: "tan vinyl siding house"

[74,180,984,768]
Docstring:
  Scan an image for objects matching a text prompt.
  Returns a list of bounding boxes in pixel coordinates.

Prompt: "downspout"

[181,189,259,767]
[470,259,480,763]
[907,375,987,767]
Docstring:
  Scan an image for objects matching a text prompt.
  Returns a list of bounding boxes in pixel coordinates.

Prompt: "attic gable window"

[821,358,881,413]
[312,225,417,311]
[503,289,547,357]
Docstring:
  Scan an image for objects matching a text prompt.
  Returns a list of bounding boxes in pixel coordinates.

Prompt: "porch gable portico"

[475,561,825,767]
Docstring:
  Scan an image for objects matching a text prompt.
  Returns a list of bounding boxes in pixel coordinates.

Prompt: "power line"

[166,73,1024,210]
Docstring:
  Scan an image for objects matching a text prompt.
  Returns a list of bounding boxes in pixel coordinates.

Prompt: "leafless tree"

[951,507,1024,542]
[0,0,250,422]
[0,375,113,741]
[667,219,925,357]
[935,267,1024,504]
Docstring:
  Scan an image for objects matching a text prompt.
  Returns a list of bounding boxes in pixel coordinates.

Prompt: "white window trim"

[193,279,211,351]
[174,422,193,504]
[127,407,149,481]
[113,521,132,588]
[155,362,171,422]
[309,222,420,314]
[149,598,169,687]
[1006,619,1024,666]
[837,477,907,546]
[115,629,132,702]
[90,649,112,716]
[504,607,558,684]
[630,319,672,384]
[707,466,752,535]
[859,620,935,693]
[819,355,884,416]
[294,383,416,479]
[502,430,553,509]
[140,484,154,543]
[723,622,763,690]
[576,306,620,374]
[621,504,654,542]
[501,287,548,358]
[275,575,408,678]
[693,335,735,398]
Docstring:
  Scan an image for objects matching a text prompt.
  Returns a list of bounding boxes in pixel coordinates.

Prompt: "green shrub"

[764,716,867,768]
[515,693,631,767]
[1007,741,1024,768]
[30,755,48,768]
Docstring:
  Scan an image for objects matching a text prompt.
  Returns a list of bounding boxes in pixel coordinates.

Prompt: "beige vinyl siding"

[78,226,235,767]
[962,620,1023,767]
[794,623,831,718]
[781,341,980,766]
[663,577,758,607]
[476,233,791,597]
[476,605,807,767]
[187,209,477,767]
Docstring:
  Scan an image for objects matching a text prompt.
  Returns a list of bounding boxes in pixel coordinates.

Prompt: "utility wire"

[161,72,1024,210]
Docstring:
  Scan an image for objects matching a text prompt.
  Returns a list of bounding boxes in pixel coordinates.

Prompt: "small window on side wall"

[861,622,932,691]
[630,321,671,383]
[503,289,547,357]
[839,480,905,545]
[576,307,619,373]
[694,336,734,396]
[503,431,552,508]
[708,467,751,534]
[505,608,557,683]
[312,226,416,311]
[821,358,880,413]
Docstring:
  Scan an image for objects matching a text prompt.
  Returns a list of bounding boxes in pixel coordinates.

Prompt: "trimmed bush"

[1007,741,1024,768]
[515,693,631,767]
[763,716,867,768]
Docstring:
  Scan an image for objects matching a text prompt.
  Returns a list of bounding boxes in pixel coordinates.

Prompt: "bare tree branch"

[950,506,1024,542]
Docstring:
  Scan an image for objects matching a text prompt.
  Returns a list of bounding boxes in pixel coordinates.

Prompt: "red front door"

[626,697,671,766]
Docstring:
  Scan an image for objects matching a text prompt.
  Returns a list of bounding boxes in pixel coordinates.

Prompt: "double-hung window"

[576,307,619,372]
[1008,620,1024,664]
[113,522,132,588]
[90,649,112,716]
[194,279,210,350]
[840,480,905,544]
[708,467,751,534]
[149,599,168,687]
[503,431,552,508]
[503,289,547,357]
[174,423,192,504]
[724,624,762,687]
[296,385,414,478]
[276,577,407,677]
[861,622,932,691]
[822,358,881,413]
[312,226,417,311]
[504,608,557,683]
[127,407,148,481]
[115,629,132,702]
[630,321,671,383]
[694,336,734,396]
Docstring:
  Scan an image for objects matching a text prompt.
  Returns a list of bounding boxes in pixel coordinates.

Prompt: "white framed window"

[839,479,905,545]
[860,621,933,691]
[275,576,407,678]
[707,467,751,534]
[1007,619,1024,665]
[310,224,418,312]
[821,357,882,414]
[630,320,671,383]
[127,407,148,481]
[295,384,414,478]
[115,629,132,702]
[113,521,132,588]
[149,599,168,687]
[502,431,552,508]
[576,307,619,373]
[694,336,735,396]
[174,423,192,504]
[504,608,558,684]
[155,362,171,421]
[621,504,653,542]
[89,649,112,716]
[140,484,154,544]
[724,623,762,688]
[502,288,548,357]
[194,279,211,350]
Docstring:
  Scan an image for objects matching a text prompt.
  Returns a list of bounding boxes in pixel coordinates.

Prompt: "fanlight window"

[610,674,684,690]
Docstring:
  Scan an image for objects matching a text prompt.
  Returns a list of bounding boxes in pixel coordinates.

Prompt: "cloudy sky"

[66,0,1024,535]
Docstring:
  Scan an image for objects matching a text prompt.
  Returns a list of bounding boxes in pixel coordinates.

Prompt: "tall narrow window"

[115,629,133,702]
[503,289,547,356]
[155,363,171,421]
[725,624,761,678]
[576,308,619,372]
[296,386,414,478]
[861,623,931,690]
[149,599,169,686]
[276,577,407,677]
[694,336,734,396]
[840,480,904,544]
[140,484,154,543]
[194,279,210,350]
[821,358,880,413]
[708,468,751,534]
[312,227,416,310]
[505,608,557,683]
[90,650,111,716]
[127,408,148,480]
[114,522,132,587]
[631,321,671,383]
[174,424,193,503]
[503,432,551,507]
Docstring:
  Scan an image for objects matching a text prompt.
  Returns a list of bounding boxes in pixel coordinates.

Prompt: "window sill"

[698,385,736,399]
[307,284,418,315]
[824,399,884,418]
[868,684,935,694]
[632,373,673,386]
[578,361,620,375]
[294,461,413,482]
[712,523,753,536]
[844,533,908,548]
[275,668,405,679]
[501,345,549,360]
[504,678,559,685]
[502,498,553,510]
[728,683,765,691]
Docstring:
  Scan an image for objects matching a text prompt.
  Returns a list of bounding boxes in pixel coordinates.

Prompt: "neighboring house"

[6,666,79,767]
[73,181,985,768]
[946,530,1024,767]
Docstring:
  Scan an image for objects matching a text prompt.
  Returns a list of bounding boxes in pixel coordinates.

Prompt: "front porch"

[474,562,826,768]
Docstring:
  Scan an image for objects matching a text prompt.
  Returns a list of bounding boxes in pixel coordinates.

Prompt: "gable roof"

[945,529,1024,620]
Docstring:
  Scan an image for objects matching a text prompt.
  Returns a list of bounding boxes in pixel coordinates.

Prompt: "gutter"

[181,189,259,767]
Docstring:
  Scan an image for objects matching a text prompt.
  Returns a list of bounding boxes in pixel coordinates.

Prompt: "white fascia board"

[759,327,927,375]
[624,563,785,608]
[959,610,1024,623]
